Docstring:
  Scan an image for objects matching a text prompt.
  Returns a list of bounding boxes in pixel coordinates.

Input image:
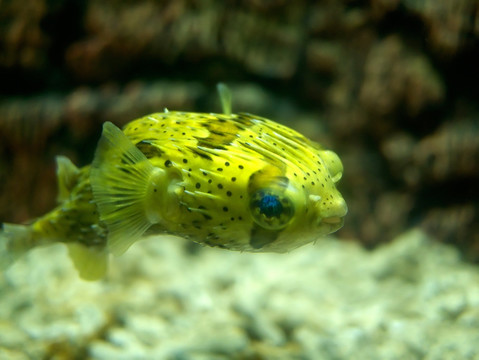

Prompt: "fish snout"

[322,197,348,224]
[309,194,347,226]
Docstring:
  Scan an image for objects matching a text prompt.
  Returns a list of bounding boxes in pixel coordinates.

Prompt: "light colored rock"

[1,229,479,359]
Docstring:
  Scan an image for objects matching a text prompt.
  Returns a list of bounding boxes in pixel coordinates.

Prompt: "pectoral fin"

[90,122,154,256]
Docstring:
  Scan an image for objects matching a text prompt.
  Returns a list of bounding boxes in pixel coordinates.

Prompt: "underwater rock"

[63,0,306,81]
[0,0,50,70]
[381,119,479,259]
[370,0,479,54]
[412,119,479,184]
[0,81,206,223]
[359,35,444,120]
[1,229,479,359]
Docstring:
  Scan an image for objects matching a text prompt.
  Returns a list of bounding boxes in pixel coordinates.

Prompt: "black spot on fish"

[189,148,213,161]
[198,206,212,220]
[197,140,228,151]
[210,130,225,136]
[164,160,172,167]
[232,123,244,131]
[235,114,254,126]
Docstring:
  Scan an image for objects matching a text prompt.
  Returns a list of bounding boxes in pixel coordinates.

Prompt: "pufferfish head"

[242,143,348,252]
[154,110,350,253]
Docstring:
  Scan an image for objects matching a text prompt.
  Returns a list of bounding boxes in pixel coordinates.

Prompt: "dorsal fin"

[56,156,80,202]
[217,83,232,115]
[90,122,155,256]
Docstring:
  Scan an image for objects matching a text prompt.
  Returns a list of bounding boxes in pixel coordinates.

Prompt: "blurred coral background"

[1,0,478,260]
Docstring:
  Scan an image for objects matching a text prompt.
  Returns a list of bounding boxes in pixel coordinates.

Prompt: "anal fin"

[67,243,108,281]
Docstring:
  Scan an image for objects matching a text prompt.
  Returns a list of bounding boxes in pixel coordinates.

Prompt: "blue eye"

[259,195,283,218]
[250,190,294,229]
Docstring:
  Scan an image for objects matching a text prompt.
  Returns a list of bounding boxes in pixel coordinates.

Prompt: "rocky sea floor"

[1,229,478,360]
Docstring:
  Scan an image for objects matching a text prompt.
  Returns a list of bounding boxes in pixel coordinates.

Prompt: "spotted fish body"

[121,112,347,253]
[0,85,347,280]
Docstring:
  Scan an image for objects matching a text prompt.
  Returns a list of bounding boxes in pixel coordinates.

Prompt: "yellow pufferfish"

[0,84,347,280]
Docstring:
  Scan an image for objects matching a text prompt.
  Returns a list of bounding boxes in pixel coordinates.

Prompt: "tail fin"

[0,223,34,271]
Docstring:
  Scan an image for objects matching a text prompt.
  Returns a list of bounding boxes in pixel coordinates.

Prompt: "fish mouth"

[321,216,344,232]
[322,216,343,224]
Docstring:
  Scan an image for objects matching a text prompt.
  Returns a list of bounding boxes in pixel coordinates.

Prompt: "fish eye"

[250,189,294,230]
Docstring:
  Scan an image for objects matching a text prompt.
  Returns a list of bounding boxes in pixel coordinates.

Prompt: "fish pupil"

[259,195,283,218]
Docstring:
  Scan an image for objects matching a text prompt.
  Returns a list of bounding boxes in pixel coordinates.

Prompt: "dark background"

[1,0,478,260]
